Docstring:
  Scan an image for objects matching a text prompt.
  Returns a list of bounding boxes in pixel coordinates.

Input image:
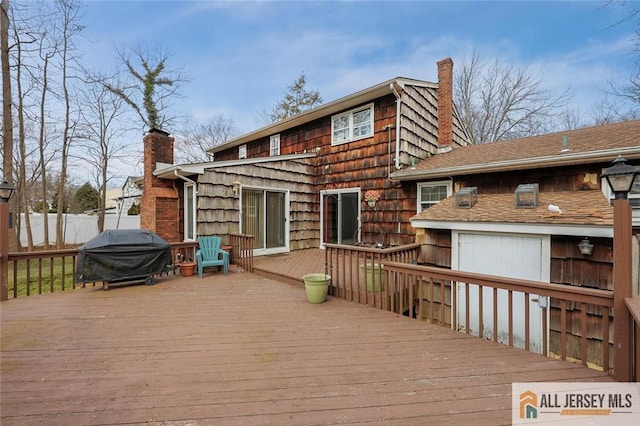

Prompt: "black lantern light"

[0,180,15,203]
[602,156,638,200]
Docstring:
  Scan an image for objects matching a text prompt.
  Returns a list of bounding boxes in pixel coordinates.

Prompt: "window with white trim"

[239,144,247,159]
[270,134,280,156]
[331,104,374,145]
[417,181,452,212]
[184,182,196,241]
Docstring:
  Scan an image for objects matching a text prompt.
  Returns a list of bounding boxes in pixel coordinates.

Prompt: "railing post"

[613,198,633,382]
[1,200,9,301]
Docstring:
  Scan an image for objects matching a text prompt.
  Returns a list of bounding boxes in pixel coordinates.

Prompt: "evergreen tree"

[73,182,100,213]
[268,73,322,123]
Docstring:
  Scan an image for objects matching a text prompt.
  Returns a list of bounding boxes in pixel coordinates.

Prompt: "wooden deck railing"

[625,296,640,382]
[5,249,81,298]
[381,261,620,376]
[4,241,199,299]
[229,233,254,272]
[2,236,256,299]
[326,243,420,309]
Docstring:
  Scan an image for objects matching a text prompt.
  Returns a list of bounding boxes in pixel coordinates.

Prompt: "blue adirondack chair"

[196,236,229,278]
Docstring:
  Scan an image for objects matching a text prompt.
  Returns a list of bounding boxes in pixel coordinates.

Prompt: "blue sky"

[79,0,637,136]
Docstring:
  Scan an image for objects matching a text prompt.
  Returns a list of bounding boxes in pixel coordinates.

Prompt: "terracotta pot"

[181,262,196,277]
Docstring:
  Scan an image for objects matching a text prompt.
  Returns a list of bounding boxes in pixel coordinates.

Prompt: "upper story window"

[239,144,247,159]
[331,103,374,146]
[270,134,280,156]
[417,180,452,212]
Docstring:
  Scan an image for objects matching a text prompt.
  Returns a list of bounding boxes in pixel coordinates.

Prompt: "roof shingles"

[411,190,613,227]
[408,120,640,173]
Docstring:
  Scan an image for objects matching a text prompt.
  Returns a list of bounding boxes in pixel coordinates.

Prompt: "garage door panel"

[456,232,548,354]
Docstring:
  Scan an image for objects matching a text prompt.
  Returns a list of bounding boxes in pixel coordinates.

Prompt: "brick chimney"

[140,128,179,242]
[437,58,454,151]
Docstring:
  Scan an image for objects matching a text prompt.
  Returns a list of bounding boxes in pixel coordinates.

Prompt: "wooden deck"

[253,248,328,286]
[1,268,613,425]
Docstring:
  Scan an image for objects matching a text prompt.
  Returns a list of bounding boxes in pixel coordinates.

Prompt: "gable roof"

[411,190,614,238]
[392,120,640,181]
[153,152,317,180]
[208,77,438,155]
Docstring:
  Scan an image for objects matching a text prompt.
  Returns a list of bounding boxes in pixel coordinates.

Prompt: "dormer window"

[331,104,374,146]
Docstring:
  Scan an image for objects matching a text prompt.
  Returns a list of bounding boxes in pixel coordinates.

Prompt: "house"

[114,176,143,215]
[389,119,640,362]
[142,58,472,254]
[138,57,639,369]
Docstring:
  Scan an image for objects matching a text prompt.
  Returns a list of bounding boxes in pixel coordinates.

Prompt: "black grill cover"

[76,229,172,283]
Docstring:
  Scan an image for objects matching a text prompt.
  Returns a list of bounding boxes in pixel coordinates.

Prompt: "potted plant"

[361,263,385,292]
[303,273,331,303]
[181,259,197,277]
[364,190,380,208]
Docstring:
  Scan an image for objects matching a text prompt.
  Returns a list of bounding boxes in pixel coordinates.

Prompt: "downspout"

[390,82,404,238]
[390,82,403,169]
[174,170,197,245]
[174,169,197,189]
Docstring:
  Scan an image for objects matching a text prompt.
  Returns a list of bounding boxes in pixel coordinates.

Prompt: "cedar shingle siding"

[208,84,469,247]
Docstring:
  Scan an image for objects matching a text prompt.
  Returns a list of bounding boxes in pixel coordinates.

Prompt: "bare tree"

[264,72,322,124]
[104,45,185,131]
[1,0,12,182]
[175,115,238,163]
[602,1,640,118]
[50,0,83,248]
[454,51,571,144]
[37,41,56,249]
[76,80,127,232]
[557,107,589,131]
[7,0,47,251]
[592,95,639,125]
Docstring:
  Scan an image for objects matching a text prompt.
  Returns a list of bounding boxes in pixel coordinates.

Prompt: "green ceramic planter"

[303,274,331,304]
[361,263,385,292]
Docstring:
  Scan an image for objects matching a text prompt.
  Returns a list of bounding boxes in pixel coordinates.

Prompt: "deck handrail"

[381,261,619,378]
[229,233,254,272]
[624,296,640,382]
[326,243,420,308]
[4,241,200,299]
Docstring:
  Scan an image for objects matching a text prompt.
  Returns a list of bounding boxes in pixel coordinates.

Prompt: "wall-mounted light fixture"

[232,181,241,197]
[578,237,594,256]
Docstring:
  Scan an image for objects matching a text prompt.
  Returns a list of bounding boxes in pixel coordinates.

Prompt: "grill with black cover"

[76,229,172,289]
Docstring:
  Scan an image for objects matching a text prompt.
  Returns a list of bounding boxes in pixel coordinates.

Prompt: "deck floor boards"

[1,268,612,425]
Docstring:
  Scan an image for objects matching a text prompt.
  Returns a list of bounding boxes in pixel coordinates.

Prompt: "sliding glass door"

[321,189,360,246]
[241,188,289,254]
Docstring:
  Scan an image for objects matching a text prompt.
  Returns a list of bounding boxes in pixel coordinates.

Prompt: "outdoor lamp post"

[1,179,16,302]
[602,156,638,382]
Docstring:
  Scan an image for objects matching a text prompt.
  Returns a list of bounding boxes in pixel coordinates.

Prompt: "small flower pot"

[181,262,197,277]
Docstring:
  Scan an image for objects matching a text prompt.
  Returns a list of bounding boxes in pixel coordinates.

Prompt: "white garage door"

[455,232,549,354]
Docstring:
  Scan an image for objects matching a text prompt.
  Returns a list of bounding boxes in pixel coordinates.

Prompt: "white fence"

[20,214,140,246]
